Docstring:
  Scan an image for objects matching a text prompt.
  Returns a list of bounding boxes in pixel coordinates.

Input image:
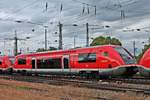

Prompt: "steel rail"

[0,74,150,95]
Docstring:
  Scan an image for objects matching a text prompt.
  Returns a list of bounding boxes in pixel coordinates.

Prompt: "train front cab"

[99,46,139,77]
[139,49,150,77]
[0,56,13,73]
[70,46,138,78]
[112,46,140,76]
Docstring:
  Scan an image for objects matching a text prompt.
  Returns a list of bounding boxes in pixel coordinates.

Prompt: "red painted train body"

[12,45,138,77]
[0,56,14,72]
[139,48,150,77]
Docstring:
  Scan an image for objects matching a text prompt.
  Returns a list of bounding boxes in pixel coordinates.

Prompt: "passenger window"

[37,58,62,69]
[18,58,26,65]
[102,52,109,56]
[0,60,2,65]
[78,53,96,63]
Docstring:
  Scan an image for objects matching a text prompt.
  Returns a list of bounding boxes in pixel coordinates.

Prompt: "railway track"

[107,77,150,85]
[0,74,150,96]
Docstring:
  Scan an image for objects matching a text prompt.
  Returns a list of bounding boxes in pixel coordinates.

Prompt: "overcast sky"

[0,0,149,56]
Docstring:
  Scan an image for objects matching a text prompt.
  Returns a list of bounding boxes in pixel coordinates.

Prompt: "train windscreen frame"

[114,47,135,64]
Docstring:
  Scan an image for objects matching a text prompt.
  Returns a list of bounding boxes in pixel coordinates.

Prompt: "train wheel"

[79,71,86,78]
[0,70,3,74]
[4,68,13,74]
[7,68,13,74]
[34,72,39,76]
[26,72,32,76]
[91,71,100,79]
[21,70,27,75]
[122,67,138,78]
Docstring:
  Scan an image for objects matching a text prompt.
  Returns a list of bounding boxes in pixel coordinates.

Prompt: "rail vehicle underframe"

[138,66,150,77]
[12,65,139,77]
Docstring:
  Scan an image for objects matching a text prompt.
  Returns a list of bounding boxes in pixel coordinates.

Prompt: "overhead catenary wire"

[5,0,40,19]
[0,0,142,24]
[63,0,140,24]
[0,0,142,36]
[0,0,147,52]
[71,0,97,15]
[0,0,142,27]
[72,0,96,7]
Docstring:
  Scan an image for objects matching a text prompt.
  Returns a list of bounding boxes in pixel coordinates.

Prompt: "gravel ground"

[0,79,149,100]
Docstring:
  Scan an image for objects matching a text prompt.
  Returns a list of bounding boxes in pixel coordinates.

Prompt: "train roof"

[16,45,121,57]
[142,48,150,58]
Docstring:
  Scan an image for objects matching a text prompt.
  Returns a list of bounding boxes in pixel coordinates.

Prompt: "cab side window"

[0,60,2,65]
[18,58,26,65]
[78,53,96,63]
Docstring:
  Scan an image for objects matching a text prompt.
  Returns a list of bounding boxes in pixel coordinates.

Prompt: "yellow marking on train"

[101,60,108,62]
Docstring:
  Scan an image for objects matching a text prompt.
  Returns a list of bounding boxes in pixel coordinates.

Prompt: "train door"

[32,58,36,69]
[63,55,69,69]
[98,49,103,71]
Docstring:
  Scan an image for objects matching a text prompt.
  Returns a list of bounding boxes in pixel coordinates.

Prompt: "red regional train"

[139,48,150,77]
[0,56,14,73]
[12,45,138,77]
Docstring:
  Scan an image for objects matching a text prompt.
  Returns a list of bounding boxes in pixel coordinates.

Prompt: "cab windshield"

[114,47,135,64]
